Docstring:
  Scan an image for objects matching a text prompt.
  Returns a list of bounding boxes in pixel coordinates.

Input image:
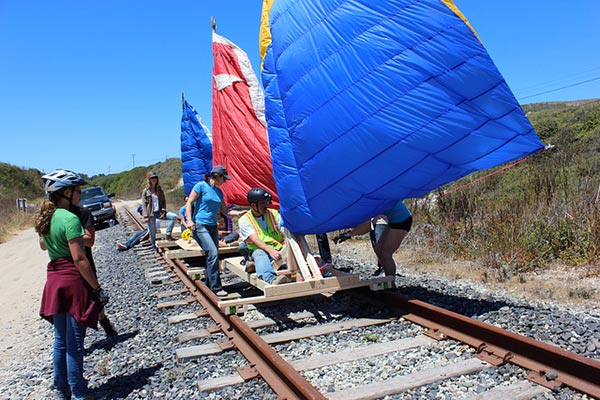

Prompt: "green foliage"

[89,158,183,199]
[414,99,600,277]
[0,163,45,242]
[0,162,45,200]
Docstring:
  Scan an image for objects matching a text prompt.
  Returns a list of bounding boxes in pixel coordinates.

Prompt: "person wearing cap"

[184,165,242,296]
[141,171,179,250]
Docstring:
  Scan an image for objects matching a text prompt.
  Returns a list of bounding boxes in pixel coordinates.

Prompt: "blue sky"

[1,1,598,177]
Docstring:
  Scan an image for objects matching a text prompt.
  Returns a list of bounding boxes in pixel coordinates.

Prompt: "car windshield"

[81,188,105,201]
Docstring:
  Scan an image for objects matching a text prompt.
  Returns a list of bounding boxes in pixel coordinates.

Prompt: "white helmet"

[41,169,87,193]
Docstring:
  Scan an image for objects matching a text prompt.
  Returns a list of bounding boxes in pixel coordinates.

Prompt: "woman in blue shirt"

[184,166,241,296]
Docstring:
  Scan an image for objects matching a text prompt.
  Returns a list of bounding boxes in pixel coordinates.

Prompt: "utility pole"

[132,154,136,168]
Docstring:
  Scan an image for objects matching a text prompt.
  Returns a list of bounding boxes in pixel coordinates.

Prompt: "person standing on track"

[141,172,171,251]
[334,200,412,278]
[184,165,242,296]
[34,169,109,400]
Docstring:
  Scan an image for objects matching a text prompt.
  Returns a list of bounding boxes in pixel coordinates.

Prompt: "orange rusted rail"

[378,290,600,398]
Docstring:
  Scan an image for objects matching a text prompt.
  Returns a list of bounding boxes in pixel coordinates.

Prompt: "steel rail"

[122,206,325,399]
[377,290,600,398]
[169,258,326,400]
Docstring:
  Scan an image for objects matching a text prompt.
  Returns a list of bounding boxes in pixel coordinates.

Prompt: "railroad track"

[119,206,600,399]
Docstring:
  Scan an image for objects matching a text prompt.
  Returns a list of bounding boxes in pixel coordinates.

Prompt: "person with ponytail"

[34,169,109,400]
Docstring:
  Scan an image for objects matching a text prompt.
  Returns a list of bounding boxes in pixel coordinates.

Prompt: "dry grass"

[333,237,600,310]
[0,210,34,244]
[402,243,600,309]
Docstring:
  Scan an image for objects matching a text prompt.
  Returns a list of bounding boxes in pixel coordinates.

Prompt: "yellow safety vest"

[241,209,283,251]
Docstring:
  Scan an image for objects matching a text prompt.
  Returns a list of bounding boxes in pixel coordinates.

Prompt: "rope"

[437,144,553,199]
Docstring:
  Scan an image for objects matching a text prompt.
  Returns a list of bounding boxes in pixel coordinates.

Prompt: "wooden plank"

[175,238,239,254]
[221,256,259,286]
[146,270,170,278]
[261,317,394,344]
[217,275,393,308]
[159,226,182,235]
[198,374,245,392]
[465,380,550,400]
[327,358,491,400]
[157,288,187,298]
[156,296,196,309]
[176,342,222,362]
[285,230,312,279]
[291,335,434,371]
[165,249,206,259]
[198,335,433,393]
[168,310,208,324]
[263,274,360,297]
[178,310,321,343]
[157,241,178,249]
[297,234,323,279]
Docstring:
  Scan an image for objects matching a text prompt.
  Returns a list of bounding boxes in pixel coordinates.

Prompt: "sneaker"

[53,388,71,400]
[100,317,118,337]
[215,289,229,297]
[166,234,174,241]
[319,263,333,277]
[372,265,384,277]
[244,261,256,273]
[116,242,127,251]
[271,275,293,285]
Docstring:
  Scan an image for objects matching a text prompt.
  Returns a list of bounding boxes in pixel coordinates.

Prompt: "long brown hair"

[147,172,160,192]
[34,198,57,235]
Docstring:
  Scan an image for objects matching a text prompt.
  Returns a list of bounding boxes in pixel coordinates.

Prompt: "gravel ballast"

[0,222,598,399]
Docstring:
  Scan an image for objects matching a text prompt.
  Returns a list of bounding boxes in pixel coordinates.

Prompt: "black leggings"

[388,216,412,231]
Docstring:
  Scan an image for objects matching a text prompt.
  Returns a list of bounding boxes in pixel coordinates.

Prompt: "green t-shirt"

[43,208,84,261]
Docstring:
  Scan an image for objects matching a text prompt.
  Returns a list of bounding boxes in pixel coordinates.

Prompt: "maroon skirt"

[39,257,100,329]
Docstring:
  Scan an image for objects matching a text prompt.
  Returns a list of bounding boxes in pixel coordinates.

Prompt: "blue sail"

[260,0,544,234]
[180,100,212,196]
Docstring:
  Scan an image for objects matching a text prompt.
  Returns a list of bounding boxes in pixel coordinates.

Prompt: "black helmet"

[247,188,272,205]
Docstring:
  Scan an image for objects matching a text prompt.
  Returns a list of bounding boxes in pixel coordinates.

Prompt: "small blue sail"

[260,0,544,234]
[180,100,212,196]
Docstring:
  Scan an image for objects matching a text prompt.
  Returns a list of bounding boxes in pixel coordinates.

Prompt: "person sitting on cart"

[238,188,292,285]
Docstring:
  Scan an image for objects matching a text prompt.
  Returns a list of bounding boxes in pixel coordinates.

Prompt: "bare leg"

[374,228,408,276]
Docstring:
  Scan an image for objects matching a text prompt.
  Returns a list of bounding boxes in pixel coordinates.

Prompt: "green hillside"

[89,157,183,200]
[416,99,600,274]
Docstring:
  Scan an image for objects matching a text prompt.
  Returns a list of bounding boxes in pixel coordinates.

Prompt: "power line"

[516,66,600,95]
[517,76,600,101]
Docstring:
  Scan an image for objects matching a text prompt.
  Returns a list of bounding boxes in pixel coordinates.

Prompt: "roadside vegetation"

[1,101,599,290]
[408,99,600,282]
[0,163,45,242]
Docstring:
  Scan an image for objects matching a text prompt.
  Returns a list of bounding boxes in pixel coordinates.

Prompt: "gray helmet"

[41,169,87,193]
[247,188,272,205]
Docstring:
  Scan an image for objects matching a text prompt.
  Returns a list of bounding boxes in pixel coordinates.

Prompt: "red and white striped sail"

[212,31,279,206]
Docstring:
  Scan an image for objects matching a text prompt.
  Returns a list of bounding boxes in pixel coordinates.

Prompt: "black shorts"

[388,216,412,231]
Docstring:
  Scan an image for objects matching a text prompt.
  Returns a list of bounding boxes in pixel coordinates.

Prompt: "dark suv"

[80,186,117,229]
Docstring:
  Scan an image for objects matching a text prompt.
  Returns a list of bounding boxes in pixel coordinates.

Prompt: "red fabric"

[39,257,100,329]
[212,36,279,207]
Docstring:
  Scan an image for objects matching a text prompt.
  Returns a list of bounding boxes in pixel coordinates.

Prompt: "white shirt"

[151,194,159,212]
[239,211,281,241]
